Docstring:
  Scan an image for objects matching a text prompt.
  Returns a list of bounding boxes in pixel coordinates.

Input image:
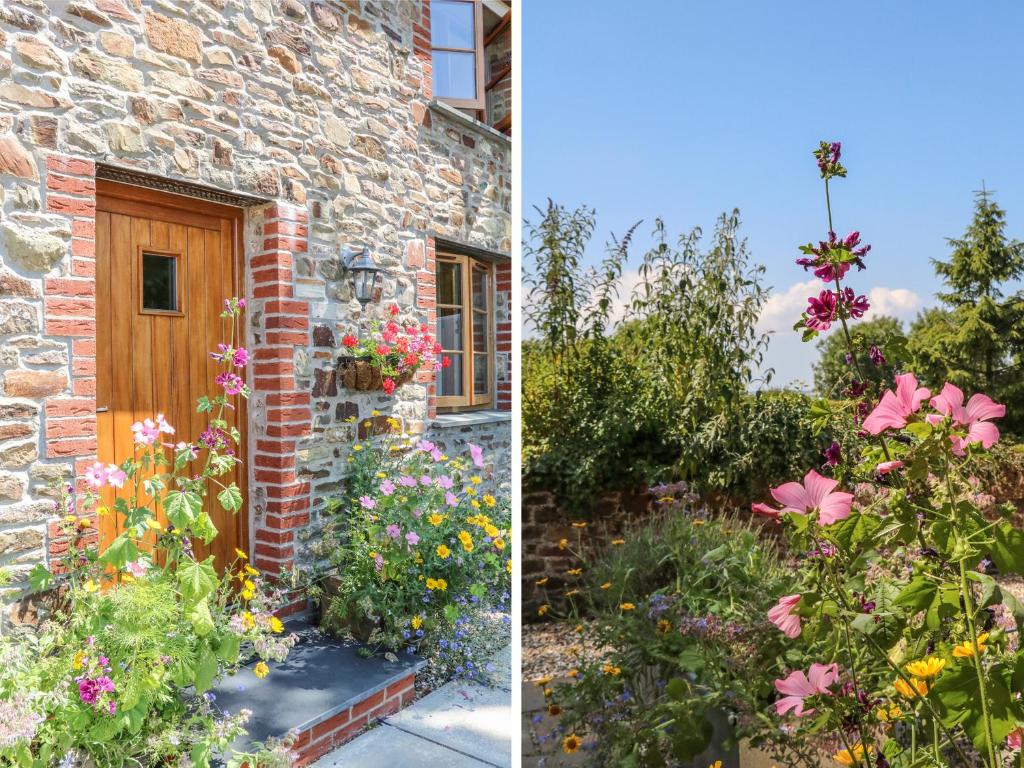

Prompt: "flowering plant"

[0,298,297,768]
[532,489,817,765]
[750,142,1024,767]
[339,303,449,395]
[315,425,511,660]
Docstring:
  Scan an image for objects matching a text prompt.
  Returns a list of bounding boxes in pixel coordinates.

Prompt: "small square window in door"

[141,252,179,312]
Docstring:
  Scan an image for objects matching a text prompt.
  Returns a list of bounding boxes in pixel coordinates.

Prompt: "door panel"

[96,182,247,570]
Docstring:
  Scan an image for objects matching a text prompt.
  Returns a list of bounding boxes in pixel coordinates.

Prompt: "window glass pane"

[473,353,488,395]
[142,253,177,311]
[432,51,477,100]
[473,310,487,352]
[431,0,475,49]
[472,266,488,310]
[437,261,462,305]
[438,307,463,350]
[439,353,463,397]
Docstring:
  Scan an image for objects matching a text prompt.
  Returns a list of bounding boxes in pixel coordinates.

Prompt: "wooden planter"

[337,356,416,392]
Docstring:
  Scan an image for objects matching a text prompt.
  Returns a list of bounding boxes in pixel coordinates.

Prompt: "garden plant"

[313,427,512,688]
[0,298,298,768]
[750,142,1024,767]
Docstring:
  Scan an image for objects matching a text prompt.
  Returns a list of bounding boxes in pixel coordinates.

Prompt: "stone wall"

[0,0,511,605]
[521,487,656,616]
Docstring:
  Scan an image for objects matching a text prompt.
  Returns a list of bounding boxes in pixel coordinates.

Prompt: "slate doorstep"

[314,645,513,768]
[212,619,425,766]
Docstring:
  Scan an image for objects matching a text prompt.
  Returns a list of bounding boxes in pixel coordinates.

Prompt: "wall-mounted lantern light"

[344,246,383,310]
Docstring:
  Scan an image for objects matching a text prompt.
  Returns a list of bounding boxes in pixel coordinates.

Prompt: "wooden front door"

[95,181,248,568]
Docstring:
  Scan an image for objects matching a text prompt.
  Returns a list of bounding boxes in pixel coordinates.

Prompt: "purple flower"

[468,443,485,468]
[374,554,384,572]
[436,475,453,490]
[215,372,244,396]
[359,496,376,510]
[419,475,432,486]
[380,479,396,496]
[430,448,443,461]
[823,441,841,467]
[445,492,458,507]
[386,524,401,539]
[399,475,417,488]
[416,440,435,452]
[406,531,420,546]
[869,345,886,366]
[805,290,837,331]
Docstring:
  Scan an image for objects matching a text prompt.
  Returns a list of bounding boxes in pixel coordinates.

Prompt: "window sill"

[429,100,511,145]
[432,409,511,428]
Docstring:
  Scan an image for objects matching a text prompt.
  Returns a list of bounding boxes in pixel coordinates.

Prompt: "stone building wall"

[0,0,511,603]
[485,19,511,128]
[521,487,656,616]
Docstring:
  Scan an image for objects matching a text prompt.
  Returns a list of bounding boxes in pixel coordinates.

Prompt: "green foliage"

[813,316,907,396]
[538,492,818,767]
[906,190,1024,434]
[0,300,297,768]
[523,203,776,508]
[317,427,511,666]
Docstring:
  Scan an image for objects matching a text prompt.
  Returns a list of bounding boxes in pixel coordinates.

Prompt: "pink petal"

[802,469,839,509]
[930,382,964,416]
[775,670,814,698]
[771,481,811,513]
[774,695,812,717]
[862,392,907,434]
[895,373,930,413]
[964,393,1005,424]
[808,662,839,693]
[966,420,1000,449]
[817,492,854,525]
[751,502,780,519]
[876,460,904,475]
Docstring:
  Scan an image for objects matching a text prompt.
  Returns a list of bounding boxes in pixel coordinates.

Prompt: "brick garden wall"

[0,0,511,615]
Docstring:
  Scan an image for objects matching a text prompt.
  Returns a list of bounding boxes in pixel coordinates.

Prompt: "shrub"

[535,488,815,765]
[0,298,297,768]
[316,427,511,669]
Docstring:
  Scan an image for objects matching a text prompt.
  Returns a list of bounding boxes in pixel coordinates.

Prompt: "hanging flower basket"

[337,356,416,392]
[336,304,447,394]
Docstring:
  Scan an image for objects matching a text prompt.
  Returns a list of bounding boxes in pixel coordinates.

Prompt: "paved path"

[312,645,512,768]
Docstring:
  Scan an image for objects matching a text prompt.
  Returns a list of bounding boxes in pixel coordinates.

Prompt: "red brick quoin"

[43,153,99,561]
[250,203,312,599]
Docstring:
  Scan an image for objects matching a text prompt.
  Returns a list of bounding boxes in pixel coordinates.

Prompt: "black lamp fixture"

[344,245,383,310]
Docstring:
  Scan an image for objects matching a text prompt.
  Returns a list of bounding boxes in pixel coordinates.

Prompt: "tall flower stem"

[945,451,998,768]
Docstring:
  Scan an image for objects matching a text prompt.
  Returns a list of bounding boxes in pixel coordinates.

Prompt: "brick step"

[212,618,425,766]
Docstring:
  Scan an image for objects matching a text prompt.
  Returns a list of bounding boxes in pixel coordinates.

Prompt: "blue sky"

[522,1,1024,386]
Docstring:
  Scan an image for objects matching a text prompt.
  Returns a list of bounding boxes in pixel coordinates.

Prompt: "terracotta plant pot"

[336,356,416,392]
[319,575,380,644]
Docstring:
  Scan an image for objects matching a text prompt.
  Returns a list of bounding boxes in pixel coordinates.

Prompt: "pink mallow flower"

[359,496,376,510]
[751,469,853,526]
[85,462,126,489]
[380,479,396,496]
[875,460,904,475]
[928,382,1005,455]
[1008,728,1023,751]
[468,443,485,468]
[386,524,401,539]
[774,663,839,717]
[125,559,149,578]
[131,414,174,445]
[862,373,931,435]
[405,531,420,546]
[768,594,802,638]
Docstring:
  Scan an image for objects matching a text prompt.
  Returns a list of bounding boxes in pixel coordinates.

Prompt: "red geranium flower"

[382,378,396,394]
[342,334,358,348]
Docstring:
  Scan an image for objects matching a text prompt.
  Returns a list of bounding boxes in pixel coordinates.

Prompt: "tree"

[812,316,906,396]
[907,189,1024,433]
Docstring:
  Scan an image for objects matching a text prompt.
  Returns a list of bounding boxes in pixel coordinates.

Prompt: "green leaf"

[217,484,243,514]
[99,535,139,569]
[177,557,218,604]
[217,633,241,664]
[905,421,932,439]
[164,490,203,530]
[665,677,688,702]
[194,644,219,694]
[991,522,1024,576]
[894,576,937,611]
[188,597,215,636]
[28,563,53,593]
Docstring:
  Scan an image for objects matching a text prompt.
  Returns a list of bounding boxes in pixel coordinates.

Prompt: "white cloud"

[756,278,820,335]
[867,286,921,318]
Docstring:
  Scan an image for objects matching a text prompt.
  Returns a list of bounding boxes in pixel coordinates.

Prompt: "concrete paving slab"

[312,723,492,767]
[385,678,512,767]
[212,619,423,751]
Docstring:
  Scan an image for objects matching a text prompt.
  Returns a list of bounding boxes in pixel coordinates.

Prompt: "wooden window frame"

[436,252,494,411]
[431,0,486,111]
[137,245,185,317]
